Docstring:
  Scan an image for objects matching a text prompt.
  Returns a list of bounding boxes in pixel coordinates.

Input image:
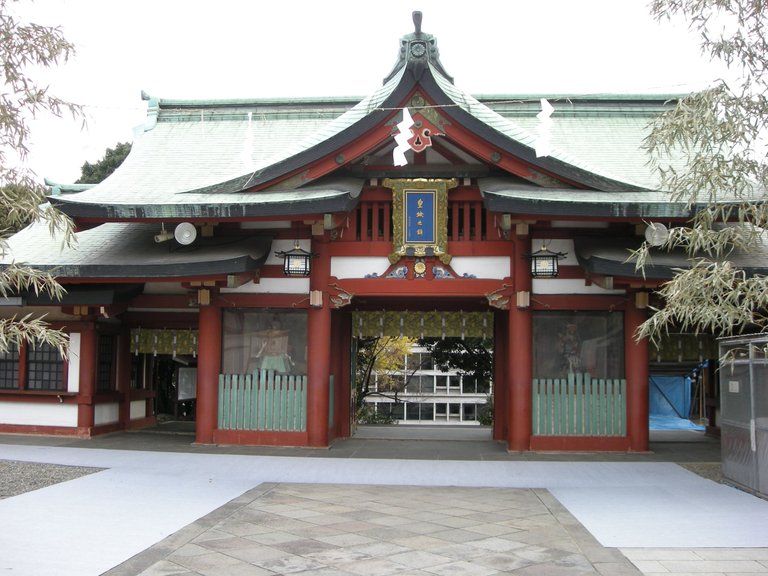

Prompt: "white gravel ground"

[0,460,101,499]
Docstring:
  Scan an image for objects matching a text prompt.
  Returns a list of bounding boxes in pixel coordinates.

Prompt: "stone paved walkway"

[3,428,768,575]
[109,483,640,576]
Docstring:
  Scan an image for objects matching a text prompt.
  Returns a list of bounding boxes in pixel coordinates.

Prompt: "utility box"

[719,335,768,498]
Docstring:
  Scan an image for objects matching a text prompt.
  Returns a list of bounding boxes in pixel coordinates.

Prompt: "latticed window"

[96,335,115,392]
[0,344,20,389]
[26,343,65,391]
[447,200,487,241]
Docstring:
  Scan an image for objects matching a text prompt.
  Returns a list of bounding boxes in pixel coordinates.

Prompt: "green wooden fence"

[218,370,307,432]
[532,373,626,436]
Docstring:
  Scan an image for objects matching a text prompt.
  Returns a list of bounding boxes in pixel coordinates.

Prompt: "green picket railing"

[532,373,626,436]
[218,370,307,432]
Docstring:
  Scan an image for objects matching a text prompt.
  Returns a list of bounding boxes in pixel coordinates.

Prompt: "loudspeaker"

[174,222,197,245]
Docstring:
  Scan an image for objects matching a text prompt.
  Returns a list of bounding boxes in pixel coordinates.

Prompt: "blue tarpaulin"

[649,375,704,430]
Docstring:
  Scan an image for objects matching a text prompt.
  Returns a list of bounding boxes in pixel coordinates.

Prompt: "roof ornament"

[413,10,422,34]
[383,11,454,85]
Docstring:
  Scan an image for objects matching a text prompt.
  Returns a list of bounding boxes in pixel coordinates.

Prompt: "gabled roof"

[4,221,271,280]
[51,176,361,221]
[480,178,695,220]
[574,236,768,280]
[48,12,680,223]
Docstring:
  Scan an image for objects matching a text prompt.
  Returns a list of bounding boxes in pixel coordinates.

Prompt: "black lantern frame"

[526,245,567,278]
[275,242,316,277]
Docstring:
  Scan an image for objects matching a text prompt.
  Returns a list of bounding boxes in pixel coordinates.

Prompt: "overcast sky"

[14,0,727,183]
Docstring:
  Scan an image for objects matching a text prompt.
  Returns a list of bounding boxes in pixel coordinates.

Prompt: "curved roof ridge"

[428,63,652,191]
[137,14,654,194]
[158,66,406,197]
[244,67,405,181]
[70,14,662,204]
[474,93,686,103]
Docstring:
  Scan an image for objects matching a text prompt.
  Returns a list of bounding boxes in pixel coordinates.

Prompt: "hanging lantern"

[526,244,567,278]
[275,241,316,277]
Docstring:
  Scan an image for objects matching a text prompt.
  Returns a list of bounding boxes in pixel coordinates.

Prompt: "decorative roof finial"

[383,11,454,85]
[413,11,422,35]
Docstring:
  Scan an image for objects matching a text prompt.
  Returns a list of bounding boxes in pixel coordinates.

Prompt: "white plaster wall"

[331,257,391,279]
[331,256,512,279]
[0,402,77,427]
[530,238,579,266]
[94,403,119,426]
[222,277,309,294]
[528,238,625,295]
[67,332,81,393]
[450,257,510,279]
[266,239,311,266]
[221,239,311,295]
[130,400,147,420]
[533,278,625,295]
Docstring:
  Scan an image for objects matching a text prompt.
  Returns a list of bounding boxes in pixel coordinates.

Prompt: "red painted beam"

[327,277,510,298]
[439,119,579,188]
[0,424,86,437]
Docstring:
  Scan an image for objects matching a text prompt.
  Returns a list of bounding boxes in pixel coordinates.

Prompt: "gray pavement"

[0,425,767,576]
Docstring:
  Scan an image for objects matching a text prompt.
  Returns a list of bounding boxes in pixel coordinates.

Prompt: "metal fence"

[719,335,768,498]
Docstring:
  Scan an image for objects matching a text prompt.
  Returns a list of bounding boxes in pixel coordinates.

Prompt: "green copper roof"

[49,14,685,221]
[52,177,362,220]
[428,65,654,191]
[480,178,694,219]
[3,221,272,280]
[575,236,768,279]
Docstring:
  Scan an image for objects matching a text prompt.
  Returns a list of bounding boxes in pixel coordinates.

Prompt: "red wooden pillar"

[625,300,649,451]
[334,311,352,438]
[196,304,221,444]
[508,235,533,451]
[77,324,97,436]
[493,311,508,441]
[117,330,132,429]
[307,237,331,447]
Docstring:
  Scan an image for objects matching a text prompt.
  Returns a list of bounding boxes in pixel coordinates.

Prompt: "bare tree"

[636,1,768,342]
[0,0,81,354]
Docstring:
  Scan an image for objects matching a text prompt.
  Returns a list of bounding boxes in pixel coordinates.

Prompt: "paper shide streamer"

[535,98,553,158]
[393,108,415,166]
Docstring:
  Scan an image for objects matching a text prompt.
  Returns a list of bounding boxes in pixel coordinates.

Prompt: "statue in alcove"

[249,317,293,373]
